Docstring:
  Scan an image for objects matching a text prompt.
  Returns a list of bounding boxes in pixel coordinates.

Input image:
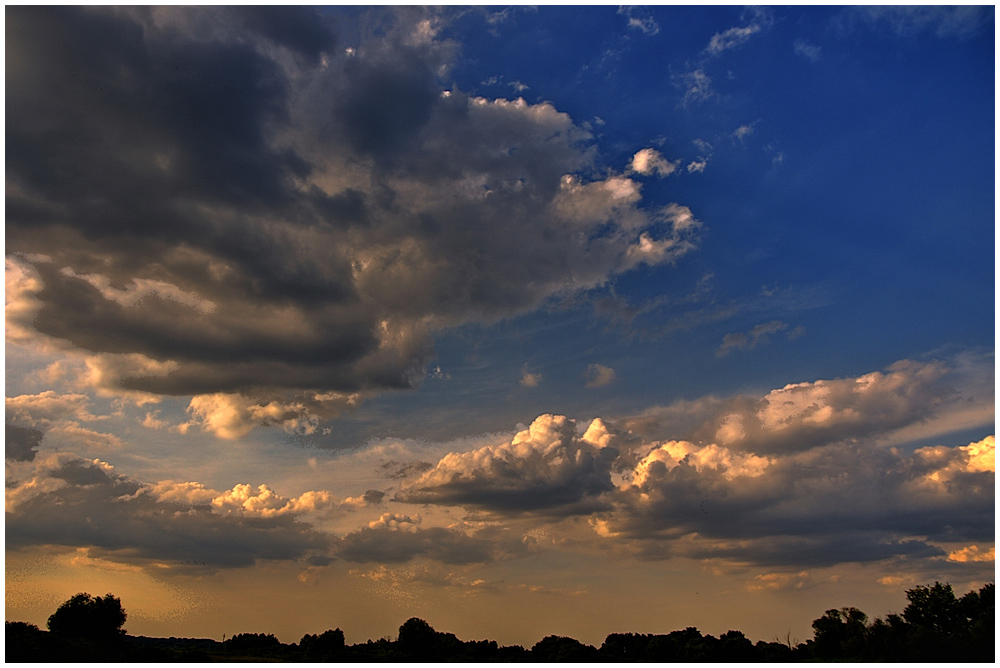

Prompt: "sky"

[5,5,995,648]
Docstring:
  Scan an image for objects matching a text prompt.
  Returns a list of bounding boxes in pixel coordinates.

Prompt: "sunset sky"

[5,6,995,647]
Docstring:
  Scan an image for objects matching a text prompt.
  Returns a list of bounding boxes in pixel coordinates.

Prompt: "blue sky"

[5,6,994,646]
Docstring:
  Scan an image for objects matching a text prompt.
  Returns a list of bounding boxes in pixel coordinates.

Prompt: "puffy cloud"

[146,479,383,520]
[6,7,700,426]
[397,414,619,515]
[947,545,994,563]
[384,402,991,571]
[184,391,359,439]
[629,148,678,177]
[597,433,994,568]
[584,364,617,388]
[632,440,771,486]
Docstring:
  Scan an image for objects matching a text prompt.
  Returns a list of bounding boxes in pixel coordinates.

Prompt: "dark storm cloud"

[5,455,333,569]
[7,6,697,417]
[235,6,337,63]
[5,425,43,462]
[335,44,440,157]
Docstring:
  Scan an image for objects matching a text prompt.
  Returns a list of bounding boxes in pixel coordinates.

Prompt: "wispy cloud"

[717,320,796,356]
[618,6,659,36]
[844,6,991,40]
[793,39,822,62]
[675,68,715,107]
[706,7,773,55]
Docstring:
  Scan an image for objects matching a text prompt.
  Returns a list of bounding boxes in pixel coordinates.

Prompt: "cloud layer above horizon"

[7,353,994,584]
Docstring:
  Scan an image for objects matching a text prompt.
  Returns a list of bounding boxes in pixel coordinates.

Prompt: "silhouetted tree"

[224,632,282,656]
[810,607,867,659]
[397,617,438,660]
[901,581,995,661]
[47,593,126,640]
[299,627,345,660]
[960,582,994,660]
[903,582,960,635]
[601,632,653,661]
[6,621,54,662]
[531,635,599,661]
[718,629,756,662]
[646,627,704,661]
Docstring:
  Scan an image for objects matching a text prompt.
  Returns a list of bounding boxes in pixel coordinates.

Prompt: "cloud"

[7,7,701,426]
[183,392,359,439]
[618,7,659,36]
[5,391,124,453]
[520,369,542,388]
[43,423,124,452]
[383,360,991,571]
[687,158,709,173]
[670,359,983,455]
[5,453,334,570]
[731,123,756,144]
[6,391,102,426]
[707,24,761,55]
[597,432,993,568]
[717,320,789,356]
[947,545,994,563]
[845,6,991,39]
[793,39,821,62]
[621,353,994,456]
[706,8,772,55]
[397,414,619,515]
[629,148,678,177]
[6,425,44,462]
[337,523,516,565]
[676,69,714,107]
[584,364,617,388]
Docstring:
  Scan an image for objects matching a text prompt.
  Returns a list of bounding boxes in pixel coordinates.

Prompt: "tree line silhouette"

[5,581,993,662]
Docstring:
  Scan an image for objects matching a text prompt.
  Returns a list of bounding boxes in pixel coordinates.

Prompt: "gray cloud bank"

[7,7,698,415]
